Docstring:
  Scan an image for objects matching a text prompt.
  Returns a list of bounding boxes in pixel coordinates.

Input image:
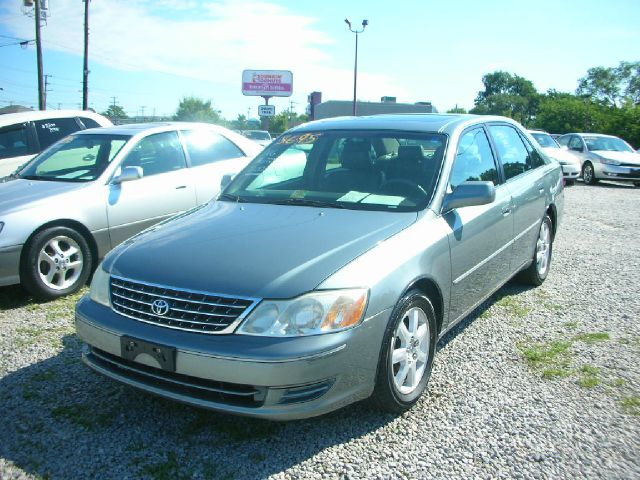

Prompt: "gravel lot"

[1,181,639,480]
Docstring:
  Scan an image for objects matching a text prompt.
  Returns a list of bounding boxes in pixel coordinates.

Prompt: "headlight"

[237,289,368,337]
[600,158,621,165]
[89,263,111,307]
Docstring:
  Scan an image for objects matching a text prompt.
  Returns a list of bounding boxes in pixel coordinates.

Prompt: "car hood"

[591,151,640,165]
[107,201,418,299]
[542,147,579,164]
[0,178,87,213]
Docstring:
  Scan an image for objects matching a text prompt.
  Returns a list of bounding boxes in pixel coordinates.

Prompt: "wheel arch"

[400,276,445,335]
[20,219,99,273]
[546,203,557,240]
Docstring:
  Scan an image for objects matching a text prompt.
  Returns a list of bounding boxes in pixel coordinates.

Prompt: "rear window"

[34,118,82,149]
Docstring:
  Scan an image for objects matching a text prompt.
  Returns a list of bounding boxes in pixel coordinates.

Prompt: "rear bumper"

[75,295,390,420]
[0,244,22,287]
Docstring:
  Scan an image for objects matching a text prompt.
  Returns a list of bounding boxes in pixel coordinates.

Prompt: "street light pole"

[344,18,368,116]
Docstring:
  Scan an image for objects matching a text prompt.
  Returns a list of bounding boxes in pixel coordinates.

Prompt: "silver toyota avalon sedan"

[0,123,261,300]
[76,114,564,420]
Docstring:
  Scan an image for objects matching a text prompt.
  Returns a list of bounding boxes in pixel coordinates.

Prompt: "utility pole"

[34,0,45,110]
[82,0,90,110]
[43,74,51,109]
[111,96,118,108]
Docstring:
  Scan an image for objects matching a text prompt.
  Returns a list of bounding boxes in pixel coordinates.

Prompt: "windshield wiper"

[18,175,46,181]
[267,198,347,209]
[218,193,247,203]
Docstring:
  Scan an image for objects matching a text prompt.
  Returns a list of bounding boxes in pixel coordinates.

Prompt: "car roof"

[290,113,520,135]
[75,121,234,136]
[0,109,111,127]
[560,132,619,139]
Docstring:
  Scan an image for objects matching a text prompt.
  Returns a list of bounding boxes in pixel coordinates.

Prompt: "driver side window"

[450,128,499,190]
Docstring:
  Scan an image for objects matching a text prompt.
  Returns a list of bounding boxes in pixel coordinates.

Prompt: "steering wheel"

[380,179,428,198]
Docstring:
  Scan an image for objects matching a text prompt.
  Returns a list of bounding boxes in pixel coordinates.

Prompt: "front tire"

[517,214,553,286]
[370,290,437,413]
[21,226,93,300]
[582,162,598,185]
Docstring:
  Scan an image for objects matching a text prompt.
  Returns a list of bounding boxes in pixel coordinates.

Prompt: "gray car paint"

[76,114,564,420]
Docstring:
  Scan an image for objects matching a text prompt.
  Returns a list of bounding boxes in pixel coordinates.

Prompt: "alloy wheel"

[536,220,551,277]
[37,235,84,290]
[390,306,430,395]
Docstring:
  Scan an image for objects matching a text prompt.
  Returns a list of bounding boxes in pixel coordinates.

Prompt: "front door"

[444,127,514,324]
[106,131,197,246]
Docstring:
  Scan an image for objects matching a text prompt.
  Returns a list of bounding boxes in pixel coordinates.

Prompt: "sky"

[1,0,639,120]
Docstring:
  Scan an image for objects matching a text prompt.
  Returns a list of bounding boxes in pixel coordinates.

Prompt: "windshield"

[531,132,559,149]
[245,131,271,141]
[584,136,633,152]
[18,134,130,182]
[222,130,447,212]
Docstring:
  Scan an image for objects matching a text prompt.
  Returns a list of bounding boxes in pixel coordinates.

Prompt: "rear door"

[106,131,197,246]
[33,117,83,151]
[487,124,548,273]
[0,122,35,176]
[180,129,251,204]
[444,126,514,322]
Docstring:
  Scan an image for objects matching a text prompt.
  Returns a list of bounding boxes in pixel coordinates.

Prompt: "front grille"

[86,347,265,408]
[110,276,258,334]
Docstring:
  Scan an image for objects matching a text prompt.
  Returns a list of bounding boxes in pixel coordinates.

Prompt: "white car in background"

[0,110,112,177]
[528,130,581,185]
[557,133,640,187]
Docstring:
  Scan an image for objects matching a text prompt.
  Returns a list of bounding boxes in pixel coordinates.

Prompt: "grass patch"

[574,332,610,344]
[181,411,281,442]
[578,365,601,388]
[563,321,579,330]
[249,452,267,464]
[15,325,75,348]
[620,396,640,416]
[520,339,573,375]
[496,295,531,317]
[142,452,191,480]
[31,370,56,382]
[51,404,113,431]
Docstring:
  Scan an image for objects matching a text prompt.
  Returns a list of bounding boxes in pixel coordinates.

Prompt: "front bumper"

[0,244,22,287]
[75,295,390,420]
[560,163,580,180]
[600,164,640,181]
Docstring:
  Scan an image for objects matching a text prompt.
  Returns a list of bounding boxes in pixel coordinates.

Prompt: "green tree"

[230,114,249,131]
[576,61,640,107]
[101,104,127,120]
[447,106,467,114]
[470,71,539,125]
[173,97,222,124]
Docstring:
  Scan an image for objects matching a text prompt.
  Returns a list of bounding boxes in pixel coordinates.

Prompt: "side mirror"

[442,181,496,212]
[220,173,235,190]
[113,166,143,184]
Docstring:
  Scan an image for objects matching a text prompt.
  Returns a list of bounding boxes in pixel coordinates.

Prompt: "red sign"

[242,70,293,97]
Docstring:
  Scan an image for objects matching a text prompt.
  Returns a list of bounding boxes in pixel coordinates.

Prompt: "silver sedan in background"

[0,122,262,299]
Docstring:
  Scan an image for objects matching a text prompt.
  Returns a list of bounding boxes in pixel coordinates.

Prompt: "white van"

[0,110,112,177]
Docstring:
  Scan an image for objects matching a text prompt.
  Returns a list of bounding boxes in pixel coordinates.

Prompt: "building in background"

[308,94,437,120]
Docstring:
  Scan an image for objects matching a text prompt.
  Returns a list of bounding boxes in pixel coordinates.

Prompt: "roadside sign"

[258,105,276,117]
[242,70,293,97]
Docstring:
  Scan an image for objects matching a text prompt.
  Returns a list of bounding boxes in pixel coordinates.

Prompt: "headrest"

[340,139,375,170]
[397,145,425,164]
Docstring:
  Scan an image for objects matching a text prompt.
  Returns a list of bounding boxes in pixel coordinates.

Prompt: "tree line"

[101,60,639,147]
[101,96,308,134]
[463,61,640,148]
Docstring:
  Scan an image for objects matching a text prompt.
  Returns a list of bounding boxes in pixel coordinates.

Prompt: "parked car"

[0,122,262,300]
[0,109,112,178]
[76,114,564,420]
[242,130,272,147]
[556,133,640,186]
[528,130,580,184]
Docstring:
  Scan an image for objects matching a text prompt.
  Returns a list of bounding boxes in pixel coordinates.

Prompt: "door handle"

[175,185,187,190]
[536,183,544,194]
[501,206,511,216]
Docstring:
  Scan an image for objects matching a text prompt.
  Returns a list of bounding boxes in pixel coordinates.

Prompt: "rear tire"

[517,214,553,286]
[634,182,640,188]
[582,163,598,185]
[370,290,437,413]
[21,226,93,300]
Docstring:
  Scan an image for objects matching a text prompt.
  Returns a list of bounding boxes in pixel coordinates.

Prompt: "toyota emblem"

[151,299,170,316]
